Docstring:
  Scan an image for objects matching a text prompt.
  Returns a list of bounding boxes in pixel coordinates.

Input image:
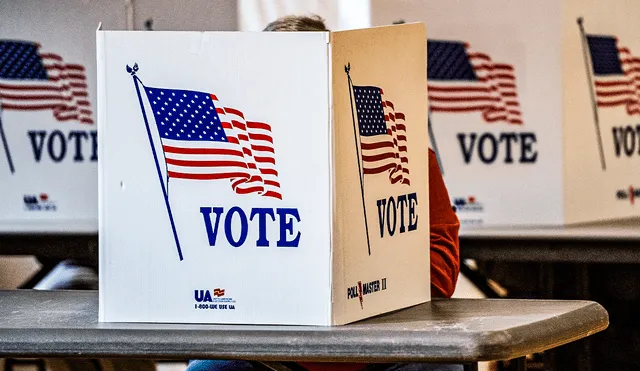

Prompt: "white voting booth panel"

[372,0,640,226]
[0,0,237,233]
[98,23,430,325]
[0,1,121,233]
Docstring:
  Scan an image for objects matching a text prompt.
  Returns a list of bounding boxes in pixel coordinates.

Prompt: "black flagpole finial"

[577,16,584,26]
[126,63,139,76]
[345,62,351,75]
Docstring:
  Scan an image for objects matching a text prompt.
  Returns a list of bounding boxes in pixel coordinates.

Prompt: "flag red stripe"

[48,74,86,82]
[168,171,248,180]
[2,103,68,110]
[165,158,248,168]
[162,146,243,157]
[361,141,394,150]
[235,186,265,195]
[594,80,629,87]
[468,52,490,60]
[224,107,244,118]
[231,176,266,188]
[249,133,273,143]
[0,93,73,101]
[474,64,514,72]
[46,64,85,72]
[597,99,637,107]
[363,162,397,174]
[263,191,283,200]
[260,168,278,176]
[596,89,636,97]
[40,53,63,61]
[250,144,275,153]
[0,83,65,91]
[232,120,247,131]
[431,105,497,113]
[65,64,85,71]
[254,156,275,164]
[247,121,272,131]
[428,85,490,93]
[429,95,501,102]
[362,152,397,162]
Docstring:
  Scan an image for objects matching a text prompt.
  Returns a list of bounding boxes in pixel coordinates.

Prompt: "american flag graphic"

[427,40,523,125]
[0,40,93,124]
[144,86,282,199]
[353,85,409,186]
[587,35,640,115]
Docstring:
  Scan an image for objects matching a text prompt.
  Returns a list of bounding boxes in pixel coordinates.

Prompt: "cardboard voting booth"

[373,0,640,226]
[0,1,116,233]
[0,0,237,234]
[98,23,430,325]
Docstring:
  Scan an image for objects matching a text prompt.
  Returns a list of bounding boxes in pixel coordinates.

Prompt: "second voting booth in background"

[0,0,237,234]
[374,0,640,227]
[98,23,430,325]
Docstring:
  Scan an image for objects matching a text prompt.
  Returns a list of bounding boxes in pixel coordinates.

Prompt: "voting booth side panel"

[370,0,566,227]
[0,1,127,232]
[98,30,334,325]
[562,0,640,224]
[330,23,431,325]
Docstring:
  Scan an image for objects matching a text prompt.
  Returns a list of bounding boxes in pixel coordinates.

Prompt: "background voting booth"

[0,0,237,234]
[0,0,239,285]
[97,23,430,325]
[372,0,640,227]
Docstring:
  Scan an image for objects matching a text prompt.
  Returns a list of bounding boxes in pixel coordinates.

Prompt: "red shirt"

[301,150,461,371]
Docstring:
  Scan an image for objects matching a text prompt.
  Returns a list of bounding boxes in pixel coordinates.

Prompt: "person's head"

[263,15,329,32]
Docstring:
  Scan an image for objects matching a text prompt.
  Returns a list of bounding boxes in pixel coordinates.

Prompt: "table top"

[0,290,608,363]
[460,219,640,241]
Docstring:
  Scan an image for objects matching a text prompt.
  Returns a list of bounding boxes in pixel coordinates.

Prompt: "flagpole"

[345,63,372,256]
[128,64,183,261]
[577,17,607,171]
[0,110,15,174]
[428,110,444,175]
